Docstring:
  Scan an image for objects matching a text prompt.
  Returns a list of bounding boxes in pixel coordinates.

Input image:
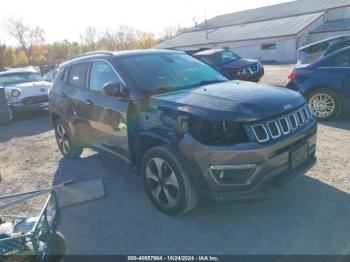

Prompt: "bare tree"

[114,25,136,50]
[80,27,99,51]
[99,28,119,50]
[0,43,7,68]
[160,25,185,41]
[99,25,137,51]
[4,17,45,65]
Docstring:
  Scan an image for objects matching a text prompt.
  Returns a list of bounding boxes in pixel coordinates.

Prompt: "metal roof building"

[156,0,350,63]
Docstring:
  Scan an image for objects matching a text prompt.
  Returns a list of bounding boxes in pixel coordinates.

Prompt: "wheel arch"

[134,132,171,166]
[50,112,61,127]
[304,85,341,100]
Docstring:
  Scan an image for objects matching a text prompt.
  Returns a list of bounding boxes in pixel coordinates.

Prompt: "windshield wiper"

[149,86,179,95]
[195,80,228,87]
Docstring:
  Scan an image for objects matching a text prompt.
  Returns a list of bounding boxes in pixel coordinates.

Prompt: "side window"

[89,61,121,92]
[325,41,350,56]
[261,43,276,50]
[198,56,214,66]
[67,63,89,89]
[62,67,70,83]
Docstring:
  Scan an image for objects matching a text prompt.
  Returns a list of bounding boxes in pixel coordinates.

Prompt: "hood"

[221,59,259,69]
[150,81,305,122]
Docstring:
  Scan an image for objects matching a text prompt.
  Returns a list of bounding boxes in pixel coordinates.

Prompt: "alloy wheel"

[145,158,180,208]
[308,93,335,119]
[56,124,70,155]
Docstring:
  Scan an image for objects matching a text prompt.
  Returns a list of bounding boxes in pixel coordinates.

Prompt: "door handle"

[85,99,94,106]
[60,92,67,98]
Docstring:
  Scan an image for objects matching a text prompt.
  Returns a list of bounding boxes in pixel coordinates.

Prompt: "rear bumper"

[179,119,317,201]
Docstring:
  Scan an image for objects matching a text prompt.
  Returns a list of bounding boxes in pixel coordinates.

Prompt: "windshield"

[0,72,43,85]
[213,50,241,65]
[117,53,228,92]
[43,70,58,82]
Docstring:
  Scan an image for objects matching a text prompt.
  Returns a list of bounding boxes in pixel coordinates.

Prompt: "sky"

[0,0,292,45]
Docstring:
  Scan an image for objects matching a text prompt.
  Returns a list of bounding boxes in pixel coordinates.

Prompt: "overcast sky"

[0,0,292,45]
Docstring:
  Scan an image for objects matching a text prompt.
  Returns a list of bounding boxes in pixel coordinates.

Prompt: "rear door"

[87,60,130,161]
[60,62,92,141]
[320,50,350,107]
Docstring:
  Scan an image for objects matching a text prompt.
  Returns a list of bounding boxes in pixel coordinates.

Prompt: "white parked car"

[0,68,52,119]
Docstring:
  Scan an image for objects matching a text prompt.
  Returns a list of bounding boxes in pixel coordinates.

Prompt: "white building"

[155,0,350,63]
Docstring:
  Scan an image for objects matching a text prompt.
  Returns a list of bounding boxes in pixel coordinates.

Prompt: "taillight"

[288,71,298,81]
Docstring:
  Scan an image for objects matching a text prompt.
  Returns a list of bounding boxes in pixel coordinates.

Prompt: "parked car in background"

[192,49,264,82]
[0,67,52,119]
[44,69,59,82]
[287,46,350,120]
[49,50,316,215]
[297,34,350,65]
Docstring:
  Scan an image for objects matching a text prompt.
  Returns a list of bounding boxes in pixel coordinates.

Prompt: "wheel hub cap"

[308,93,335,119]
[56,124,70,154]
[145,158,180,208]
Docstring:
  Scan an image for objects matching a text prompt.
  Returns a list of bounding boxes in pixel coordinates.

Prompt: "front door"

[87,60,130,161]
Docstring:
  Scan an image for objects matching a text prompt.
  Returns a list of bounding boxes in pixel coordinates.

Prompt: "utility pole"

[204,12,209,40]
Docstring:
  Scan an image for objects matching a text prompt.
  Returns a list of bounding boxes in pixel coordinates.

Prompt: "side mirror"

[103,82,122,97]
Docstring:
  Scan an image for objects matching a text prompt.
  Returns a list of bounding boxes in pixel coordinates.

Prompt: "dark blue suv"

[49,50,317,215]
[287,46,350,120]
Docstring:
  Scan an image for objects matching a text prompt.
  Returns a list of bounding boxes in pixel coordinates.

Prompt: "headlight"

[11,89,21,97]
[188,117,249,146]
[237,67,251,76]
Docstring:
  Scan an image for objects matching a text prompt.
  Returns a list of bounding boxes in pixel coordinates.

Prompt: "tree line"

[0,17,185,69]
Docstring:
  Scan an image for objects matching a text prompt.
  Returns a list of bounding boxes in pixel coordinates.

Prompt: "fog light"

[210,164,257,185]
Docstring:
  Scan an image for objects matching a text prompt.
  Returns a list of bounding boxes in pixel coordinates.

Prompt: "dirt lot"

[1,65,350,255]
[261,64,291,86]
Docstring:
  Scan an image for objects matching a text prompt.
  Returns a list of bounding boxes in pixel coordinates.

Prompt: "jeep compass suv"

[49,50,317,215]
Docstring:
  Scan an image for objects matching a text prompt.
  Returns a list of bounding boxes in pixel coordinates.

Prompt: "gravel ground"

[0,66,350,255]
[261,64,292,86]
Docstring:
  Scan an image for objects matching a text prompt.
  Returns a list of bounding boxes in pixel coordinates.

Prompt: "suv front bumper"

[178,119,317,201]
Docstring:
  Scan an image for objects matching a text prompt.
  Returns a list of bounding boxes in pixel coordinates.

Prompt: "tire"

[54,118,83,158]
[140,144,199,216]
[49,232,66,262]
[307,88,342,120]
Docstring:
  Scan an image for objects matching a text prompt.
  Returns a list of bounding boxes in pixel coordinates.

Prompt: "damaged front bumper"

[178,119,317,201]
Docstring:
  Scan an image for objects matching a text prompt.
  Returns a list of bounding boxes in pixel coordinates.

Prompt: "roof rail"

[70,51,114,60]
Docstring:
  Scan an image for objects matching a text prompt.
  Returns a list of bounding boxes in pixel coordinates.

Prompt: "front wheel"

[307,89,342,120]
[141,145,199,216]
[54,119,82,158]
[49,232,66,262]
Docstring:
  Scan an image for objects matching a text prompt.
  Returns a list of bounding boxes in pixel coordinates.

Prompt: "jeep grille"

[250,106,313,143]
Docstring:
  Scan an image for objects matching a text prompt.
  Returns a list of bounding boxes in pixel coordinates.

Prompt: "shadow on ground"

[0,110,51,142]
[319,114,350,131]
[53,152,350,255]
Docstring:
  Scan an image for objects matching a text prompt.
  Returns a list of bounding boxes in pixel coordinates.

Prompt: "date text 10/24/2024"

[127,256,220,261]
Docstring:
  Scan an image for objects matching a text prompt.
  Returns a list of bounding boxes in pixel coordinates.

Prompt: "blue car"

[287,46,350,120]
